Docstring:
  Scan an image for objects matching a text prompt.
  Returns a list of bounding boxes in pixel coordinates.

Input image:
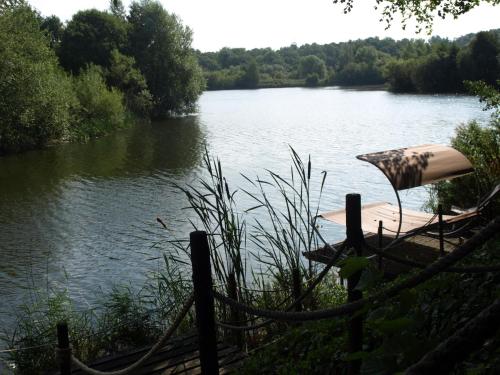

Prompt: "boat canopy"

[356,144,474,190]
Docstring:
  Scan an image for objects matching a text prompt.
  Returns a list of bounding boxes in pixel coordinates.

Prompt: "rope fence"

[363,241,500,273]
[215,240,348,331]
[44,192,499,375]
[212,216,500,322]
[57,293,194,375]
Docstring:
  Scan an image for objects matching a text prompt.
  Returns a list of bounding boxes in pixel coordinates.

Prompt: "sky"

[27,0,500,52]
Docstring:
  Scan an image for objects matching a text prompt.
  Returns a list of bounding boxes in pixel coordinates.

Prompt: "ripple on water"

[0,88,491,332]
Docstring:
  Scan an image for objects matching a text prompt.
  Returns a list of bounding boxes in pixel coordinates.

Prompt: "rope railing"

[212,216,500,322]
[60,293,194,375]
[215,241,347,331]
[363,235,500,273]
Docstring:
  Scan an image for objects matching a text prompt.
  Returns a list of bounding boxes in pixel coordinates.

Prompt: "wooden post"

[377,220,383,271]
[190,231,219,375]
[438,204,445,257]
[292,267,303,312]
[56,322,71,375]
[227,271,243,349]
[346,193,363,375]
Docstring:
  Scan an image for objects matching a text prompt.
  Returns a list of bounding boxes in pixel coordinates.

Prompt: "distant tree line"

[0,0,204,154]
[196,29,500,92]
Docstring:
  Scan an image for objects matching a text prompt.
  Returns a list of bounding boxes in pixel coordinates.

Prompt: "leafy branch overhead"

[333,0,500,32]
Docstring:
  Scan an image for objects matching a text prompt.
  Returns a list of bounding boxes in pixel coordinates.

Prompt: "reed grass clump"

[3,147,347,373]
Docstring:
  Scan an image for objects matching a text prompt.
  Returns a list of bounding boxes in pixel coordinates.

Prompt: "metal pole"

[346,194,363,375]
[438,204,445,257]
[56,322,71,375]
[190,231,219,375]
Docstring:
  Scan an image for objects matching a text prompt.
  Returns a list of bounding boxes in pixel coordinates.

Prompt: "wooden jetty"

[66,332,245,375]
[304,233,464,278]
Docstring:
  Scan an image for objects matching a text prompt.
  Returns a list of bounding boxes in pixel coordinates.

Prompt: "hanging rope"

[68,293,194,375]
[213,217,500,322]
[215,241,347,330]
[363,235,500,273]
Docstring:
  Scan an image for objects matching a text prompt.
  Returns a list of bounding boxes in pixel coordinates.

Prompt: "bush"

[0,6,77,154]
[430,120,499,213]
[106,49,153,116]
[71,65,126,140]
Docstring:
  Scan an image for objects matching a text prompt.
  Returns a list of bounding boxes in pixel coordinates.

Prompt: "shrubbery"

[427,82,500,213]
[0,0,205,155]
[70,65,127,141]
[0,6,76,154]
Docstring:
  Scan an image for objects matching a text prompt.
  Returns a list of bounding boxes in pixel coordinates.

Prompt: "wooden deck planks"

[68,332,246,375]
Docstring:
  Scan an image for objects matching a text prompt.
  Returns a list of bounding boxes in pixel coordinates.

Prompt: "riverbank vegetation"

[4,114,500,372]
[197,29,499,91]
[427,80,500,215]
[0,0,204,154]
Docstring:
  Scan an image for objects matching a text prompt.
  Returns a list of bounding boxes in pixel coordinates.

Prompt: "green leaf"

[355,265,383,291]
[376,317,414,335]
[344,350,370,361]
[338,256,370,279]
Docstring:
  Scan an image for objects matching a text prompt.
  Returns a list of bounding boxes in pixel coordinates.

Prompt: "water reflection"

[0,117,204,328]
[0,117,204,195]
[0,87,491,334]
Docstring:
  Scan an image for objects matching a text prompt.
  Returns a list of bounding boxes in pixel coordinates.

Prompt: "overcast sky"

[27,0,500,52]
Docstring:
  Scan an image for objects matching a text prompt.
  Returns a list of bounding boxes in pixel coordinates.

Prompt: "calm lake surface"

[0,87,491,333]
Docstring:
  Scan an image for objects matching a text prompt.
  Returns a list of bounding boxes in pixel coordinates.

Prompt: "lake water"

[0,87,491,335]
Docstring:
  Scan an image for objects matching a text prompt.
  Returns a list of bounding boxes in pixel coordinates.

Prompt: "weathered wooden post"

[292,267,303,312]
[438,204,445,257]
[190,231,219,375]
[377,220,383,271]
[346,193,364,375]
[56,322,71,375]
[227,271,243,349]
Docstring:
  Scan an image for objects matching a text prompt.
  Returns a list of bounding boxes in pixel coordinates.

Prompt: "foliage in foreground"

[427,82,500,214]
[240,235,500,374]
[2,254,195,375]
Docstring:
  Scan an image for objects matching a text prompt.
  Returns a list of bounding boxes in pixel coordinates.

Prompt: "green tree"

[239,60,260,88]
[59,9,127,73]
[40,15,63,49]
[298,55,326,79]
[412,45,461,92]
[384,59,416,92]
[106,49,152,116]
[109,0,126,19]
[71,65,126,140]
[333,0,500,32]
[127,0,204,117]
[469,31,499,85]
[0,0,25,13]
[0,5,77,153]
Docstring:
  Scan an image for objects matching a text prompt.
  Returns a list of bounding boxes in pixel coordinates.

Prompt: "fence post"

[346,193,364,375]
[190,231,219,375]
[438,204,445,257]
[378,220,383,271]
[292,267,303,312]
[56,322,71,375]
